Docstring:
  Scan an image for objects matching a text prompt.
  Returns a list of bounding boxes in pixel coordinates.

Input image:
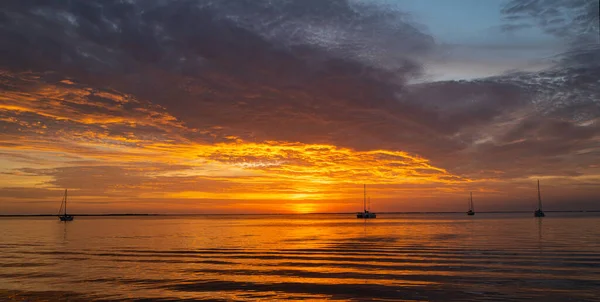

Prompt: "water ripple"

[1,215,600,301]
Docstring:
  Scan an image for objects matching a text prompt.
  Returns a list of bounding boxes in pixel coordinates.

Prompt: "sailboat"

[357,184,376,218]
[534,180,545,217]
[58,189,74,222]
[467,192,475,215]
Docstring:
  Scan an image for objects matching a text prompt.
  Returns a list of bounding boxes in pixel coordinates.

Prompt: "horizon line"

[2,210,600,217]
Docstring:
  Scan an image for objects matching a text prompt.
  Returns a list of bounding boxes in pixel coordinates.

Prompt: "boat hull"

[357,212,376,218]
[59,215,74,221]
[467,211,475,216]
[534,210,545,217]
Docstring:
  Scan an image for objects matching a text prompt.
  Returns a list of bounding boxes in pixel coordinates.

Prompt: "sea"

[1,213,600,301]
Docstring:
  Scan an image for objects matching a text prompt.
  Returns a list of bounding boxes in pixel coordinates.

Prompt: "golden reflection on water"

[1,214,600,301]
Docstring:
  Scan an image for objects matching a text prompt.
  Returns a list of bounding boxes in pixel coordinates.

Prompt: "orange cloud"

[3,71,596,214]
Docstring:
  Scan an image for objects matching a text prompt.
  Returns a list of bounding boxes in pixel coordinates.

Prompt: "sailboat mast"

[470,192,473,211]
[537,180,542,210]
[363,184,366,212]
[64,189,68,216]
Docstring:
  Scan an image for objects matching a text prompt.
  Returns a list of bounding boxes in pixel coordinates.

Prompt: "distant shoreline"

[1,211,599,217]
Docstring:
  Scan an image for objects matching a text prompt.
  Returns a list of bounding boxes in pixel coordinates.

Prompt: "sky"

[0,0,599,214]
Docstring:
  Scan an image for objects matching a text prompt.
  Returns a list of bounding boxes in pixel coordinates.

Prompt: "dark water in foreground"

[1,213,600,301]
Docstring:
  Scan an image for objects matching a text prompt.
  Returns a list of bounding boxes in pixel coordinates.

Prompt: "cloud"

[501,0,599,44]
[0,0,599,212]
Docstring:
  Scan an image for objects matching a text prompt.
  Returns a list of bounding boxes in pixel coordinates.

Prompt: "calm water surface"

[1,213,600,301]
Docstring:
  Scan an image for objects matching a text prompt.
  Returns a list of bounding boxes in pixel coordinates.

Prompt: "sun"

[291,203,318,214]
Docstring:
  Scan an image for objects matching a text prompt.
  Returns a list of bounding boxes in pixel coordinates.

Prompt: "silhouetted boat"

[534,180,545,217]
[357,184,376,218]
[58,189,74,222]
[467,192,475,215]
